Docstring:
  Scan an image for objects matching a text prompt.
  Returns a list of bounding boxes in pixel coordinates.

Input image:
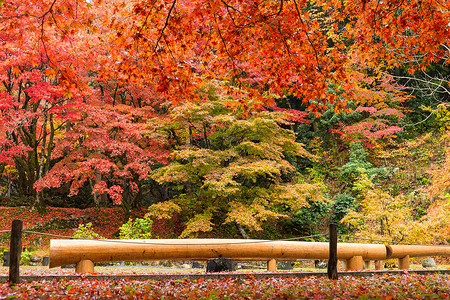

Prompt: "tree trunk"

[237,223,250,239]
[34,102,49,209]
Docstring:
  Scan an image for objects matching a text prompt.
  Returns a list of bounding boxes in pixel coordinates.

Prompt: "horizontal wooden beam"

[387,245,450,258]
[49,239,389,268]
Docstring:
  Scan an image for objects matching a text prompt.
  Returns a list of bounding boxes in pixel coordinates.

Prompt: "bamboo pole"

[49,239,389,269]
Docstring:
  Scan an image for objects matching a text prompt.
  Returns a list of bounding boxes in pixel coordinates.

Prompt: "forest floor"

[1,264,450,277]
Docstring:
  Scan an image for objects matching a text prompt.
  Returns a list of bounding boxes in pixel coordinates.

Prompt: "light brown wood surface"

[387,244,450,258]
[49,239,388,268]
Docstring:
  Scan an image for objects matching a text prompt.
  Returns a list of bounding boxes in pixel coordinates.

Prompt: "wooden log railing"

[49,239,450,274]
[50,239,389,273]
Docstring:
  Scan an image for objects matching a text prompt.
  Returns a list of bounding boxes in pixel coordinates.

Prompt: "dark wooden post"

[9,219,23,284]
[327,223,338,280]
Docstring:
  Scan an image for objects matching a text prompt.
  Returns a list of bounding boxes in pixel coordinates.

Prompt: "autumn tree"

[423,132,450,243]
[146,84,327,237]
[34,96,171,215]
[0,0,171,211]
[342,171,416,243]
[0,0,91,206]
[332,0,449,124]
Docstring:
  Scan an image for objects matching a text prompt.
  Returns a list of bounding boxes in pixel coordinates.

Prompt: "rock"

[236,263,252,269]
[30,256,41,263]
[421,258,436,268]
[42,257,50,266]
[277,261,293,270]
[192,261,204,268]
[206,258,234,272]
[61,264,76,269]
[314,260,327,269]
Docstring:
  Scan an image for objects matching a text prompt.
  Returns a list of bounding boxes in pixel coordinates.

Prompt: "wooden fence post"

[327,223,338,280]
[346,256,364,270]
[398,255,410,270]
[267,259,277,272]
[375,260,383,270]
[9,219,23,284]
[76,259,95,273]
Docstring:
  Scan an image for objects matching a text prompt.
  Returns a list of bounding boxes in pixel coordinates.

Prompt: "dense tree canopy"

[0,0,449,239]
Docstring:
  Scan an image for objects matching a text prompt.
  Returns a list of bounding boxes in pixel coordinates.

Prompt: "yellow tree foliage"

[342,171,415,243]
[343,166,450,245]
[147,84,327,237]
[425,132,450,243]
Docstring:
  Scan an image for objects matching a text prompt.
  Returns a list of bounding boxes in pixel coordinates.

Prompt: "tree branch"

[154,0,177,53]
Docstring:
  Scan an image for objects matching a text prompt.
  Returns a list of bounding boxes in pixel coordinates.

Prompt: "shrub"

[119,217,154,239]
[20,249,36,265]
[291,200,331,237]
[72,222,103,239]
[339,142,390,183]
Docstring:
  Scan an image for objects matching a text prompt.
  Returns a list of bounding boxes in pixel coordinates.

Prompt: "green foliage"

[313,102,362,137]
[72,222,103,239]
[119,217,154,239]
[339,142,391,183]
[331,193,355,233]
[20,249,36,265]
[291,200,331,236]
[339,142,372,180]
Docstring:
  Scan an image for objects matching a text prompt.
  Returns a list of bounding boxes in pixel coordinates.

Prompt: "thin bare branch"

[154,0,177,53]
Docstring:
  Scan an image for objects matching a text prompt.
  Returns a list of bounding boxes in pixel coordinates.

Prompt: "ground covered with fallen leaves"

[0,274,449,299]
[0,266,208,276]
